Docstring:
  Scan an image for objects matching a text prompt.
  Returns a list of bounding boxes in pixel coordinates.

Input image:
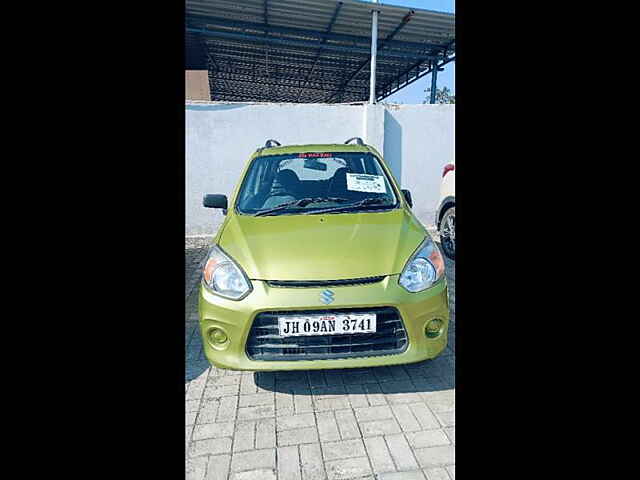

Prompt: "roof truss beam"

[187,27,436,61]
[295,1,343,101]
[377,54,455,101]
[186,14,448,53]
[324,9,416,102]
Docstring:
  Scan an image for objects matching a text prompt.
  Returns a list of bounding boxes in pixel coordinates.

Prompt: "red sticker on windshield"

[297,153,332,158]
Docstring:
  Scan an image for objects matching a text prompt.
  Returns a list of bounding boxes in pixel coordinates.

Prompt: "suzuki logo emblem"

[320,289,335,305]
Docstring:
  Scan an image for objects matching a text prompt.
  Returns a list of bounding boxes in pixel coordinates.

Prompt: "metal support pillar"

[430,62,439,104]
[369,0,379,104]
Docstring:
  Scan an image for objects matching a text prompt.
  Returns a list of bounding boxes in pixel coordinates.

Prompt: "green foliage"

[424,86,455,104]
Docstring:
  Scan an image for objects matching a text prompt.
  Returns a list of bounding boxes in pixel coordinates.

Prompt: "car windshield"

[236,152,398,216]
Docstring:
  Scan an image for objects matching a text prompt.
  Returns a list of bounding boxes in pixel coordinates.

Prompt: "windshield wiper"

[254,197,350,217]
[302,197,393,215]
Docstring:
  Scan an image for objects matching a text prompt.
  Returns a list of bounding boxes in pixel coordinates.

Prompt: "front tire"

[439,206,455,260]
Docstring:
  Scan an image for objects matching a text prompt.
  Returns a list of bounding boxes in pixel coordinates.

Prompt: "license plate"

[278,313,377,337]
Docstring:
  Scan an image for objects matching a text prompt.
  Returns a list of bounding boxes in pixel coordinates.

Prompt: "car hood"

[218,209,427,281]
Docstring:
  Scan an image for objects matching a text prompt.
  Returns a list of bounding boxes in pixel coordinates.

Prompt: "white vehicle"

[436,161,455,260]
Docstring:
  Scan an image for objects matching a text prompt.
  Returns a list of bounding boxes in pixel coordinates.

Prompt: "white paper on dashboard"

[346,173,386,193]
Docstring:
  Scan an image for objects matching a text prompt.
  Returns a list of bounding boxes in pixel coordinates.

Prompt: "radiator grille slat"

[267,276,384,288]
[246,307,407,361]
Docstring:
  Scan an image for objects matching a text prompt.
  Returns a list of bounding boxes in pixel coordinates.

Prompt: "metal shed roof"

[186,0,455,103]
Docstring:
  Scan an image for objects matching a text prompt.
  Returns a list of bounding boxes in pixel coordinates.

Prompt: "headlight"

[399,237,445,292]
[202,245,252,300]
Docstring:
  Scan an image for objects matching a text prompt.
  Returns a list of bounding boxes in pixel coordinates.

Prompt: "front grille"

[267,276,384,288]
[246,307,408,361]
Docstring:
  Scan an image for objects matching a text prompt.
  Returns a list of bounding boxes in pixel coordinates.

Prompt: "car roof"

[252,143,376,157]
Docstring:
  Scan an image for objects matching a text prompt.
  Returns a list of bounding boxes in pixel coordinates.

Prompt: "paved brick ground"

[185,236,455,480]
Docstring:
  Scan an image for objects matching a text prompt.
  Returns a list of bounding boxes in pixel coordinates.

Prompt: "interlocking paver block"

[423,467,451,480]
[444,427,455,444]
[186,411,197,426]
[255,372,276,391]
[275,391,295,416]
[344,384,369,408]
[186,455,208,480]
[186,383,206,401]
[359,419,402,437]
[408,403,440,430]
[378,471,426,480]
[387,366,411,380]
[237,404,275,421]
[314,396,351,412]
[189,437,232,457]
[192,422,234,441]
[435,410,455,427]
[343,370,376,385]
[277,445,302,480]
[423,390,455,412]
[232,420,255,452]
[406,430,451,449]
[240,373,259,394]
[197,399,220,424]
[385,433,420,471]
[325,456,372,480]
[390,404,421,432]
[293,394,314,413]
[205,454,230,480]
[316,411,341,442]
[277,413,315,431]
[414,445,455,469]
[311,385,346,397]
[354,405,394,423]
[300,443,325,480]
[363,436,395,473]
[207,375,240,386]
[363,383,388,406]
[278,426,319,446]
[334,409,361,440]
[373,366,396,383]
[307,371,327,387]
[256,418,276,449]
[230,448,276,472]
[204,382,240,399]
[239,392,274,407]
[230,469,277,480]
[322,439,367,461]
[381,381,423,404]
[323,370,346,386]
[216,396,237,422]
[277,371,307,383]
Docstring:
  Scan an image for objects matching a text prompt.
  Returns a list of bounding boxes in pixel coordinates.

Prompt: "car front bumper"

[198,275,449,371]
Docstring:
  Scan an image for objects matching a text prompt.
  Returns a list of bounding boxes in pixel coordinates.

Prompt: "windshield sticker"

[298,152,332,158]
[346,173,386,193]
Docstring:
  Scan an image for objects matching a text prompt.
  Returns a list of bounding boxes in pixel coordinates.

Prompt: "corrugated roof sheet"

[186,0,455,103]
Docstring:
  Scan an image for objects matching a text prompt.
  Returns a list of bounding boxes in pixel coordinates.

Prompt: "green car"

[199,138,449,371]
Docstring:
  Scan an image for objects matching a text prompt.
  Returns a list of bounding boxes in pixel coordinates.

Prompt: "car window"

[236,152,398,215]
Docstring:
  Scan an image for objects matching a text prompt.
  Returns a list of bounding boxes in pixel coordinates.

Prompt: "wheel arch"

[436,196,455,230]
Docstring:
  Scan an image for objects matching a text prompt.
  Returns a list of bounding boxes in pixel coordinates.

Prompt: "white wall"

[186,102,454,235]
[383,104,455,223]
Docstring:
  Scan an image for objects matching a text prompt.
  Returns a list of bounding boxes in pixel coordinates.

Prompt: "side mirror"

[203,194,228,210]
[401,189,413,208]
